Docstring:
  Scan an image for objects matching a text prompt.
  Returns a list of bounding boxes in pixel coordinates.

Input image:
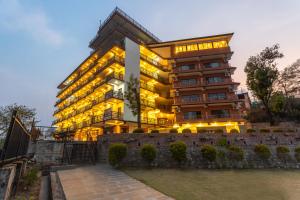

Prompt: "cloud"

[0,0,63,46]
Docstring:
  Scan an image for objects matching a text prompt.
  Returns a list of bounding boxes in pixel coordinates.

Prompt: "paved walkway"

[58,164,173,200]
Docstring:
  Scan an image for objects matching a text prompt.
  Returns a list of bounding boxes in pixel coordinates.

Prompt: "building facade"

[53,8,245,140]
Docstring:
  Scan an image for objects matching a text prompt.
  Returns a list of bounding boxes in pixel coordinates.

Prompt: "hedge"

[169,128,178,133]
[133,128,144,133]
[140,144,157,164]
[254,144,271,160]
[182,128,192,134]
[227,145,244,161]
[108,143,127,167]
[150,129,159,133]
[276,146,290,160]
[295,147,300,162]
[169,141,187,163]
[201,145,217,162]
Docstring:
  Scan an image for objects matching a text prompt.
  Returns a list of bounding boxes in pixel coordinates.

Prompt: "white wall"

[124,38,140,122]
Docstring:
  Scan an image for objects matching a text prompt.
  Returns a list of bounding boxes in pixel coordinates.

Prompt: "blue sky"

[0,0,299,126]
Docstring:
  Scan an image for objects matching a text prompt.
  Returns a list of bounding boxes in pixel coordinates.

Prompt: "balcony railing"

[174,97,202,105]
[56,55,124,104]
[141,117,157,125]
[140,67,169,84]
[176,114,243,122]
[140,54,168,72]
[173,80,202,88]
[141,99,156,108]
[53,91,124,124]
[140,82,156,93]
[205,79,233,86]
[104,111,123,121]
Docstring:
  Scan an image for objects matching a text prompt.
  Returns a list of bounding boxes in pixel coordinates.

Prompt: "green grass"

[123,169,300,200]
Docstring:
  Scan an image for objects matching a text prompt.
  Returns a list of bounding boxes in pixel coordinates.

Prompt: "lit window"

[186,44,198,51]
[213,40,228,48]
[183,111,202,120]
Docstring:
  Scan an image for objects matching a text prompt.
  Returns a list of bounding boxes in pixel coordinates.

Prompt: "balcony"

[176,114,243,123]
[140,82,157,93]
[141,99,156,108]
[205,79,234,86]
[103,111,123,121]
[173,80,202,89]
[141,117,157,125]
[140,67,169,84]
[174,97,202,105]
[206,95,239,103]
[105,90,124,100]
[140,54,168,72]
[56,55,124,103]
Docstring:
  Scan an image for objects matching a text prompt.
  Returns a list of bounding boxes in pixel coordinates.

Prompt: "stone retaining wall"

[97,132,300,168]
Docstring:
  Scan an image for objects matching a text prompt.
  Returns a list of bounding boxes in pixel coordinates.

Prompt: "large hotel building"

[53,8,245,140]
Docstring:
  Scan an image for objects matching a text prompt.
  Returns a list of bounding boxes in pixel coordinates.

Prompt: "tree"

[278,59,300,97]
[124,74,141,128]
[0,103,36,136]
[244,44,283,125]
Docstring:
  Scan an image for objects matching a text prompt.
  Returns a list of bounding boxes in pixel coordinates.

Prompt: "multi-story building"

[53,7,245,140]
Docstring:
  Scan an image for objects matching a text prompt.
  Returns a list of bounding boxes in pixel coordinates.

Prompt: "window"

[204,62,220,68]
[208,93,226,100]
[206,77,224,84]
[198,42,213,50]
[213,41,228,48]
[182,95,200,103]
[183,111,202,120]
[211,110,229,118]
[186,44,198,51]
[175,40,228,54]
[180,79,197,86]
[179,64,196,71]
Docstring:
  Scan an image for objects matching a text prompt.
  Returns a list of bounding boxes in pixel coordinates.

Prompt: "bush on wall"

[140,144,157,164]
[260,129,270,133]
[247,128,256,133]
[201,145,217,162]
[230,129,239,134]
[150,129,159,133]
[254,144,271,160]
[216,137,227,147]
[169,128,178,133]
[133,128,144,133]
[169,141,187,163]
[108,143,127,167]
[295,147,300,162]
[182,128,192,134]
[227,145,244,161]
[276,146,290,160]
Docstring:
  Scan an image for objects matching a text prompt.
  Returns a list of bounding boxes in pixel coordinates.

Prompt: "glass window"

[186,44,198,51]
[213,41,228,48]
[206,77,224,83]
[204,62,220,68]
[180,64,195,71]
[208,93,226,100]
[180,79,197,86]
[182,95,200,102]
[211,110,229,118]
[183,111,202,120]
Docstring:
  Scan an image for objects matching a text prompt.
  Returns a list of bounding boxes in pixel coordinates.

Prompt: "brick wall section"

[98,132,300,168]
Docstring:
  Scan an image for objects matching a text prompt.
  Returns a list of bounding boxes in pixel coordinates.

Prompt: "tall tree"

[0,103,36,136]
[124,74,142,129]
[244,44,283,125]
[278,59,300,97]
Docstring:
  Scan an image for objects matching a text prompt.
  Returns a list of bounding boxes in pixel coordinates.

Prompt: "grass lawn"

[123,169,300,200]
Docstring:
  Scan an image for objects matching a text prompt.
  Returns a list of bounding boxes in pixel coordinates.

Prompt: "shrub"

[216,137,227,147]
[108,143,127,167]
[23,167,39,187]
[287,129,295,132]
[169,141,187,163]
[169,128,178,133]
[140,144,157,164]
[260,129,270,133]
[150,129,159,133]
[254,144,271,160]
[182,128,192,134]
[247,129,256,133]
[214,129,224,134]
[217,150,226,160]
[227,146,244,161]
[133,128,144,133]
[295,147,300,162]
[276,146,290,160]
[197,129,207,133]
[273,129,283,133]
[230,129,239,134]
[201,145,217,162]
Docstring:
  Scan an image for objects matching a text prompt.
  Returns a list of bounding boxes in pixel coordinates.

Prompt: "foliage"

[197,129,207,133]
[140,144,157,164]
[133,128,144,133]
[23,167,39,187]
[272,129,283,133]
[217,150,226,161]
[254,144,271,160]
[108,143,127,167]
[182,128,191,134]
[270,92,285,115]
[244,44,283,125]
[229,129,239,134]
[124,74,141,128]
[201,145,217,162]
[169,141,187,163]
[0,103,36,136]
[295,147,300,162]
[227,146,244,161]
[260,129,270,133]
[216,137,227,147]
[246,128,256,133]
[287,129,295,132]
[151,129,159,133]
[169,128,178,133]
[276,146,290,160]
[214,129,224,134]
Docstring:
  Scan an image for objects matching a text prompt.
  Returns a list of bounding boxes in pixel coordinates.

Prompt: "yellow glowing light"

[173,124,180,128]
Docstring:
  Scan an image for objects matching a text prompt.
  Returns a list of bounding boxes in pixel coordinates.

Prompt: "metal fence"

[0,110,31,164]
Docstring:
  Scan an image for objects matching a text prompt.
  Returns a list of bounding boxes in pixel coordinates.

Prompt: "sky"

[0,0,299,126]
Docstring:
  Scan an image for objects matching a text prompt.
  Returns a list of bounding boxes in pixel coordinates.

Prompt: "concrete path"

[58,164,173,200]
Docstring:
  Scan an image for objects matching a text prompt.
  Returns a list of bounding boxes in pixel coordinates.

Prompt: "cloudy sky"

[0,0,299,126]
